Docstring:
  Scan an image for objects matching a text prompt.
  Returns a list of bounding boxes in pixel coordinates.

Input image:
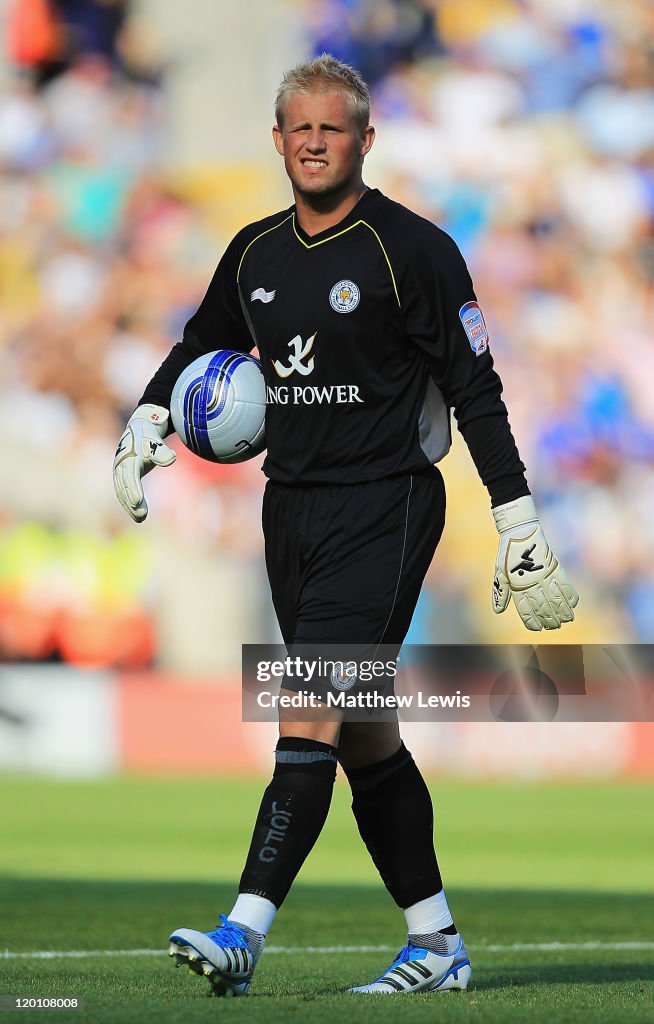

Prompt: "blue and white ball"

[170,350,266,463]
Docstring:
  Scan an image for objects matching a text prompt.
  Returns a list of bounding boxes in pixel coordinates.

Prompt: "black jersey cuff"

[459,414,529,507]
[488,472,531,508]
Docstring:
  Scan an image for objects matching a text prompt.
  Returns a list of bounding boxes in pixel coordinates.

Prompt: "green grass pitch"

[1,776,652,1023]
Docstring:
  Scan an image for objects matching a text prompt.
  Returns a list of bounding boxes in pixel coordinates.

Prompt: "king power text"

[267,384,365,406]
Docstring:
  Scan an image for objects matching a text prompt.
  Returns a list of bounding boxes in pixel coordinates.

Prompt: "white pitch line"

[481,942,654,953]
[2,941,653,960]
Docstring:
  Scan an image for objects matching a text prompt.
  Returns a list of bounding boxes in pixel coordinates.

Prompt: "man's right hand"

[113,404,176,523]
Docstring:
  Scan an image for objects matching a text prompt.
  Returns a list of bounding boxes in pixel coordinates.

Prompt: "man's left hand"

[492,496,579,631]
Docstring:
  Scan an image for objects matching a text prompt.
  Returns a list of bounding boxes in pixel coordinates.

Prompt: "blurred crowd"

[0,0,266,670]
[1,0,653,670]
[309,0,654,646]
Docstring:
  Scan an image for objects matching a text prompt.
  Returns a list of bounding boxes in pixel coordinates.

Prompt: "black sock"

[239,737,337,907]
[344,742,443,908]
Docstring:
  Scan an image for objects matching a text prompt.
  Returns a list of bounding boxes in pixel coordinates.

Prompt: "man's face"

[273,88,375,199]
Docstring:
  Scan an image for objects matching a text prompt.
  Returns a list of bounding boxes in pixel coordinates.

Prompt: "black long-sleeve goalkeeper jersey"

[140,187,528,504]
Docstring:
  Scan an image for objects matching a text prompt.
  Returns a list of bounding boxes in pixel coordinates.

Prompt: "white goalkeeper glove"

[113,404,176,523]
[492,495,579,631]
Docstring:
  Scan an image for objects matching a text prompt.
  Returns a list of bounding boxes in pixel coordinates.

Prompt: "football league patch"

[459,301,489,356]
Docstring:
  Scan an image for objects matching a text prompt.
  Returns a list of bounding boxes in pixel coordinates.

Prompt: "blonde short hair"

[275,53,370,133]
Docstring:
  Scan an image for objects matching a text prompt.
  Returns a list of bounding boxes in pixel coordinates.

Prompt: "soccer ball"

[170,350,266,463]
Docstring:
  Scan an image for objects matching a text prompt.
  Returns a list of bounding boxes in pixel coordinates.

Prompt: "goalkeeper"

[113,54,578,997]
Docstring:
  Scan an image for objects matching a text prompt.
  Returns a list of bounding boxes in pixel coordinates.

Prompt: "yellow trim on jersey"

[361,221,401,309]
[236,213,294,282]
[292,214,361,249]
[291,214,401,309]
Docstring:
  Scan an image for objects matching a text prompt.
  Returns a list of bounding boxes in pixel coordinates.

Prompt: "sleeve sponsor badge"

[459,300,489,356]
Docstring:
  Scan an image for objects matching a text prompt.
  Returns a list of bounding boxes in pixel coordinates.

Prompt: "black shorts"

[262,469,446,656]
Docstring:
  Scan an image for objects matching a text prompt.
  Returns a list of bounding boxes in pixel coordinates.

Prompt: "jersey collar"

[292,187,379,247]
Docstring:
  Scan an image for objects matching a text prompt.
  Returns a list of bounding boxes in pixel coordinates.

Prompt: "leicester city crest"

[330,279,360,314]
[330,661,358,690]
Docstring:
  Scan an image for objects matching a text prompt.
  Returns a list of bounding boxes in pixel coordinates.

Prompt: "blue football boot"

[169,914,263,997]
[350,935,471,994]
